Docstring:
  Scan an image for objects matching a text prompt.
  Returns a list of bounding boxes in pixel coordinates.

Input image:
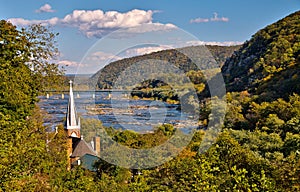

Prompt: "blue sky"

[1,0,299,74]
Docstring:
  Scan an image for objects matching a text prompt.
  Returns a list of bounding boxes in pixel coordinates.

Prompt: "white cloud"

[87,51,122,62]
[185,40,243,46]
[211,12,229,22]
[57,60,93,74]
[190,12,229,23]
[190,18,209,23]
[8,18,42,26]
[58,60,84,67]
[9,9,176,38]
[125,45,172,57]
[8,17,60,26]
[35,4,55,13]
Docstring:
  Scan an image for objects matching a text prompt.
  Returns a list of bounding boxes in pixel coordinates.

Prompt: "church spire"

[65,80,80,137]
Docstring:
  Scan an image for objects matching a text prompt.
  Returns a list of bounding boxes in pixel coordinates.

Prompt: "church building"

[65,80,100,171]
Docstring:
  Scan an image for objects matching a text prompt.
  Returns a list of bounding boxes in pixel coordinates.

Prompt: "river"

[38,91,196,133]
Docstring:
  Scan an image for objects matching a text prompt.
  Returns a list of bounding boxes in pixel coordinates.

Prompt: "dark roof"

[72,154,100,171]
[71,138,96,157]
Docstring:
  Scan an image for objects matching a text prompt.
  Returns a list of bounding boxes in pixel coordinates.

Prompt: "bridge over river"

[43,89,174,99]
[44,89,173,93]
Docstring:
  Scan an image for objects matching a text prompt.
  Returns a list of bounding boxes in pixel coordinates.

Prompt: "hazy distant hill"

[222,11,300,100]
[89,45,240,89]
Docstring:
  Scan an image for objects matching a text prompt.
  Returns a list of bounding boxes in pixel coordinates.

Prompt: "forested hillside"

[222,11,300,101]
[90,45,240,89]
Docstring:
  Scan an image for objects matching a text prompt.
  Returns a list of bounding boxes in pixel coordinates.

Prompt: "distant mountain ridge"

[89,45,240,89]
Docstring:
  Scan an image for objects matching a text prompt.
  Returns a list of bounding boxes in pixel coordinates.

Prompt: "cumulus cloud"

[9,9,176,38]
[190,12,229,23]
[35,4,55,13]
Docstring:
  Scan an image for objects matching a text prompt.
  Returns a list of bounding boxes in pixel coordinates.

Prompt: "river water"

[38,91,195,133]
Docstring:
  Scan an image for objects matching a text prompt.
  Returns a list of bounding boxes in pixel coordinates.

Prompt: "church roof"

[72,154,100,171]
[71,138,97,158]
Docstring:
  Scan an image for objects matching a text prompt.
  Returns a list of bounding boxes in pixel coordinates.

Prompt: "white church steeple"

[65,80,80,138]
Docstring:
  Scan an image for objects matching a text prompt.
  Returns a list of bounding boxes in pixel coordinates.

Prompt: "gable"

[71,139,97,158]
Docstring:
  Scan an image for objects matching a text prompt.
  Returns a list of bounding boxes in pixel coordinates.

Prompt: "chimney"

[93,136,100,156]
[90,140,94,150]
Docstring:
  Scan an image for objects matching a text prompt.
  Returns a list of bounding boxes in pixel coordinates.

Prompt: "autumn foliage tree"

[0,20,66,190]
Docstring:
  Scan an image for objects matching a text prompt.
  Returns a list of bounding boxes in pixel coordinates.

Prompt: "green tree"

[0,20,64,120]
[0,20,66,190]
